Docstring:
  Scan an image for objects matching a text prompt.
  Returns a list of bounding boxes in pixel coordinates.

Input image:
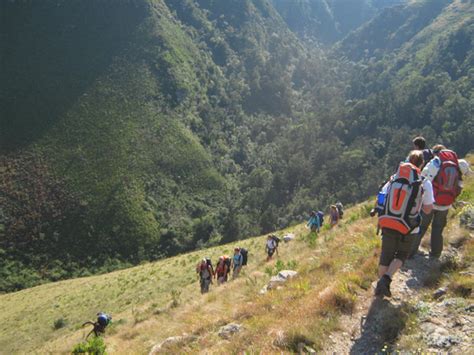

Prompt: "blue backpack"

[97,313,112,327]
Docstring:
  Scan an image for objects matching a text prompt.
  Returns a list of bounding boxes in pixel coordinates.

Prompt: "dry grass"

[7,206,379,354]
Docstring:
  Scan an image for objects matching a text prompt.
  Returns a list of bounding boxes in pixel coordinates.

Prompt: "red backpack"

[378,162,423,235]
[433,150,460,206]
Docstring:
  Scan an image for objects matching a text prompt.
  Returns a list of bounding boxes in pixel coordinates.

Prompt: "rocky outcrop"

[218,323,242,339]
[267,270,298,290]
[149,334,197,354]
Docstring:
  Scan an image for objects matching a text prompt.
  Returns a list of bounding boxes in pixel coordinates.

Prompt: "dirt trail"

[324,239,474,354]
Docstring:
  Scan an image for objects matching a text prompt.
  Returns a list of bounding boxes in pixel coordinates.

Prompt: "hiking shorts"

[267,248,275,257]
[379,229,414,266]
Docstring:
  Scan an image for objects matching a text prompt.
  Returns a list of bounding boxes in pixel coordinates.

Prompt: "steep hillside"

[0,0,318,291]
[1,0,233,291]
[1,155,472,354]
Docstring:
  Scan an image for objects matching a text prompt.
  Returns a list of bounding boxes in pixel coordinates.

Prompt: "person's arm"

[422,204,433,214]
[422,179,435,214]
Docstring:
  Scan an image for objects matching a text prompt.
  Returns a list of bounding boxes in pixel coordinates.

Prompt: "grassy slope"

[2,154,471,353]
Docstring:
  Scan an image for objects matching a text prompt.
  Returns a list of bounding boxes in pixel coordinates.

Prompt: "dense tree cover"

[1,0,472,292]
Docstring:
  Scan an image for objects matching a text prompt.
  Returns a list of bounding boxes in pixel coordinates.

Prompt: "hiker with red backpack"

[375,150,434,297]
[196,258,214,294]
[409,145,463,259]
[215,255,231,285]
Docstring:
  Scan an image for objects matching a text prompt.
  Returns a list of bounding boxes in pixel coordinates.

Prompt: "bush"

[53,317,67,330]
[72,337,106,354]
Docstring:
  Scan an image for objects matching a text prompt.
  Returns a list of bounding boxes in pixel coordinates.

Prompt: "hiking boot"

[375,275,392,297]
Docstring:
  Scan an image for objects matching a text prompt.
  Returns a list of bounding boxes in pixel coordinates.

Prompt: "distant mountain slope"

[271,0,405,44]
[336,0,474,155]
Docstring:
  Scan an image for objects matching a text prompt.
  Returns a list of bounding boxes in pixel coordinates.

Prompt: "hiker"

[266,235,279,261]
[307,210,322,232]
[329,205,339,228]
[196,258,214,293]
[375,150,434,297]
[335,201,344,219]
[232,247,243,279]
[411,136,433,168]
[215,255,230,285]
[82,312,112,339]
[409,145,465,259]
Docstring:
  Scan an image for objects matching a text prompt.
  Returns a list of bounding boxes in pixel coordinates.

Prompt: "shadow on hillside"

[0,1,148,151]
[350,297,409,354]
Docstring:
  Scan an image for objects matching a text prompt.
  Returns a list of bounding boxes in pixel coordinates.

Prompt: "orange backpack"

[378,162,423,235]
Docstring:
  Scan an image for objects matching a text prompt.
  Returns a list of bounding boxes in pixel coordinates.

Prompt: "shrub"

[170,289,181,308]
[53,317,67,330]
[72,337,106,354]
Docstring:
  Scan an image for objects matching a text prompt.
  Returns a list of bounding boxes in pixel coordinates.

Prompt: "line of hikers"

[373,136,472,297]
[196,136,471,297]
[196,247,248,294]
[307,202,344,232]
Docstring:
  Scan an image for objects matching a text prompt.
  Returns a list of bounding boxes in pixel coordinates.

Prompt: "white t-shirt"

[422,179,435,206]
[411,179,435,235]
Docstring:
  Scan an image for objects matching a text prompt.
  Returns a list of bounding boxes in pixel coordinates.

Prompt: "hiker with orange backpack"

[215,255,231,285]
[375,150,434,297]
[409,145,465,259]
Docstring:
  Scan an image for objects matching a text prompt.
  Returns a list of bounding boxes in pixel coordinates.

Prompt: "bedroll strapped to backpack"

[317,211,324,226]
[433,150,460,206]
[240,248,248,266]
[270,235,281,246]
[378,162,423,235]
[202,258,214,275]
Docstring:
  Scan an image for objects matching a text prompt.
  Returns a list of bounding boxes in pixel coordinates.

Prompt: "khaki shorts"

[379,229,414,266]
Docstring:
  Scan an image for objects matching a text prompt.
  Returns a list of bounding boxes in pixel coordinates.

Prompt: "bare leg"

[378,265,388,277]
[386,259,403,278]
